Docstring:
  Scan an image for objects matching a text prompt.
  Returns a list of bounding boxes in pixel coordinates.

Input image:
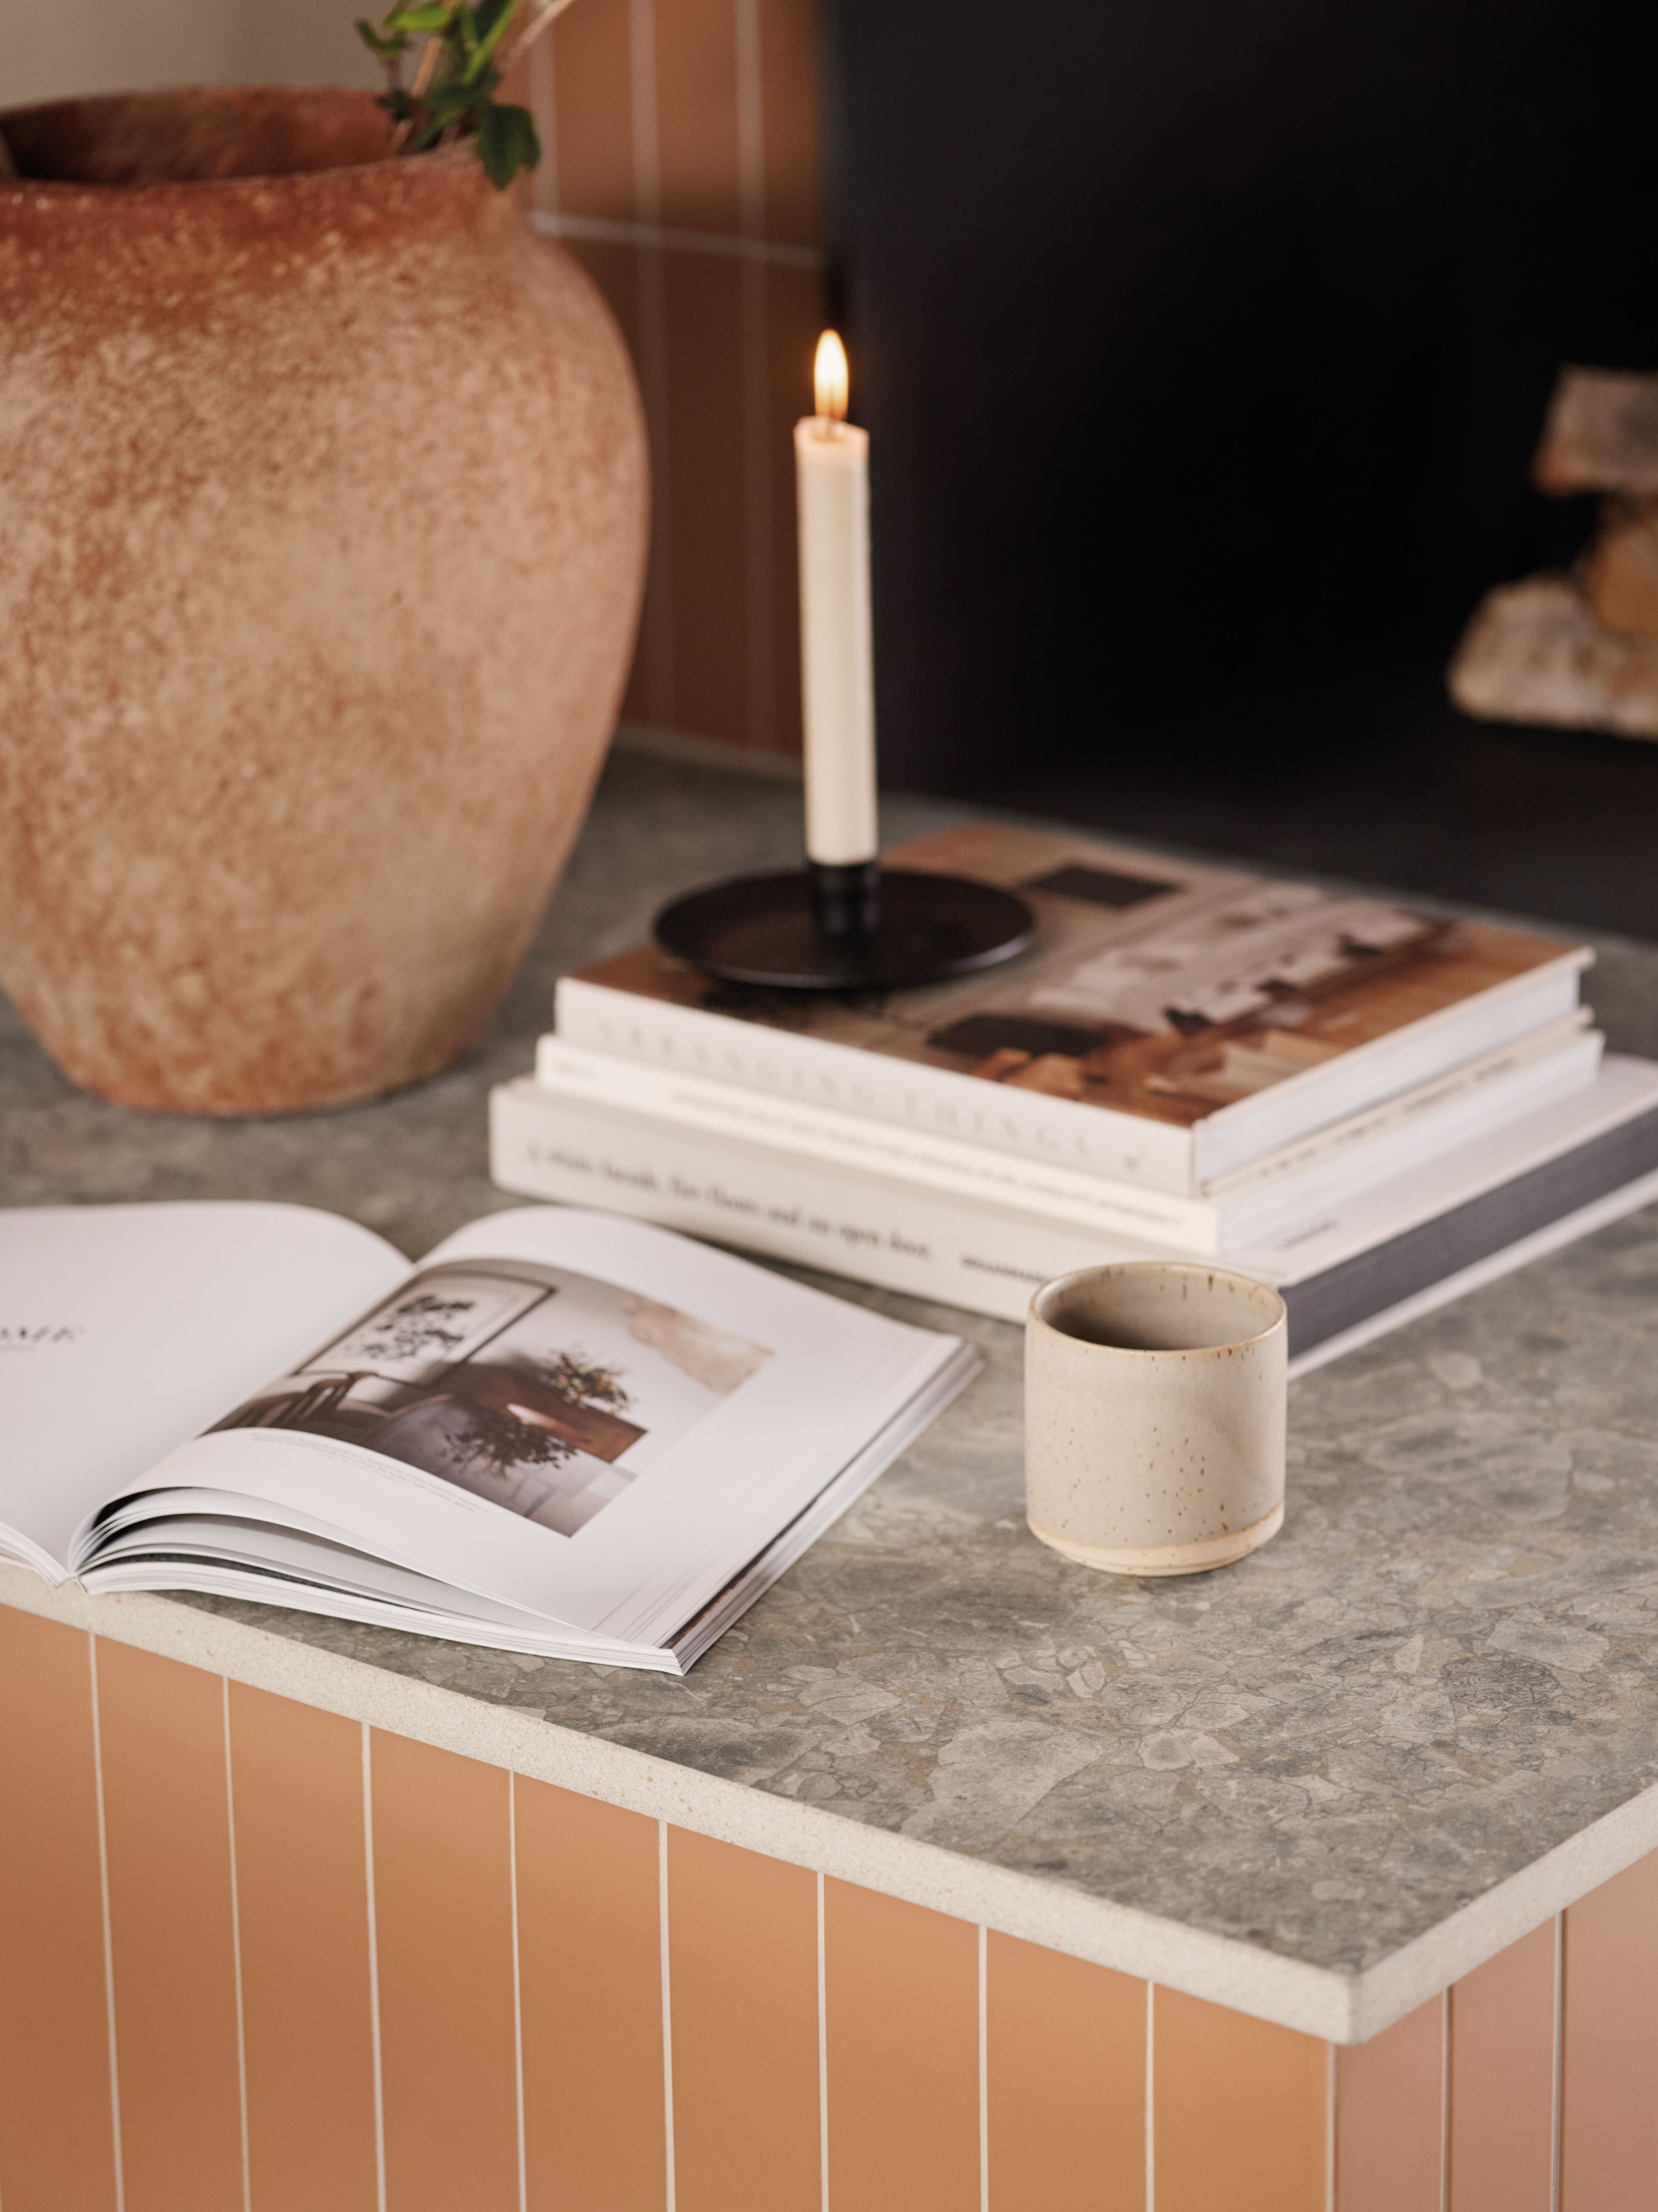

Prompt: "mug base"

[1027,1503,1285,1577]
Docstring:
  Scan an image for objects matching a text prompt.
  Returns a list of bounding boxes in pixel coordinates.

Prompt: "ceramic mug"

[1024,1261,1288,1576]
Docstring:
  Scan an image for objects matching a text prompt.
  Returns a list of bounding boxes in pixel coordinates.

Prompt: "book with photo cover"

[556,821,1591,1197]
[531,1012,1603,1257]
[0,1203,976,1672]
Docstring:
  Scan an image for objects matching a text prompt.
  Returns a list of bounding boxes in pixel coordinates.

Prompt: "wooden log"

[1448,573,1658,739]
[1534,368,1658,496]
[1582,499,1658,645]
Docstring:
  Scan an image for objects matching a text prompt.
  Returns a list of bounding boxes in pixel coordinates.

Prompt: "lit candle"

[794,331,878,869]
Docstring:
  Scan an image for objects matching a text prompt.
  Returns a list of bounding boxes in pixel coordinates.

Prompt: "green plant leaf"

[424,77,491,113]
[355,17,412,55]
[476,100,540,189]
[384,4,453,30]
[469,0,520,69]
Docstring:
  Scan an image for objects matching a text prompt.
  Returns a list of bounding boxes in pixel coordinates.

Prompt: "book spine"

[1193,957,1587,1182]
[533,1037,1222,1252]
[553,974,1202,1196]
[489,1079,1138,1323]
[1214,1025,1603,1245]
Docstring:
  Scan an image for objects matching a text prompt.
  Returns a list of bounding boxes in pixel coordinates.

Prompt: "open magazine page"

[86,1209,972,1652]
[0,1203,409,1579]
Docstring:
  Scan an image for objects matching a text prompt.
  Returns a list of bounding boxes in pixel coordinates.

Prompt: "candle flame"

[814,330,849,422]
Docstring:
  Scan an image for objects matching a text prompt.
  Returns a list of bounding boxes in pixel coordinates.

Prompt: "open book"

[1,1202,976,1673]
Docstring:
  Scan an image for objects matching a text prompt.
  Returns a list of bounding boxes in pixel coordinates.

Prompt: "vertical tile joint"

[817,1871,829,2212]
[1146,1981,1155,2212]
[509,1773,527,2212]
[1440,1987,1451,2212]
[977,1925,988,2212]
[1551,1913,1564,2212]
[87,1635,127,2212]
[360,1726,388,2212]
[659,1819,676,2212]
[221,1681,252,2212]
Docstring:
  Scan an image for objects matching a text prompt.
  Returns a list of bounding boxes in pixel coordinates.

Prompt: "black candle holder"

[653,859,1035,992]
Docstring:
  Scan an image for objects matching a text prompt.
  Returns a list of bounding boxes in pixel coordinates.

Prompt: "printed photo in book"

[569,821,1583,1136]
[213,1261,772,1537]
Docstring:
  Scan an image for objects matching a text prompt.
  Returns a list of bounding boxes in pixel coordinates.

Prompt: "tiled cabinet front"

[3,1605,1656,2210]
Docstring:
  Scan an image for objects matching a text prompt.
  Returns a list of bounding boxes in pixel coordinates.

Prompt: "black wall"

[828,0,1658,926]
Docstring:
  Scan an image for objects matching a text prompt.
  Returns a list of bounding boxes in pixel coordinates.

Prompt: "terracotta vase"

[0,88,647,1113]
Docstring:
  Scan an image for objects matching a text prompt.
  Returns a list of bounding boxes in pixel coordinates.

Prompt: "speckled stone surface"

[9,747,1658,1982]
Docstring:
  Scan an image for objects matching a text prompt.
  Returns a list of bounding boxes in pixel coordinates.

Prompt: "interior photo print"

[211,1258,773,1536]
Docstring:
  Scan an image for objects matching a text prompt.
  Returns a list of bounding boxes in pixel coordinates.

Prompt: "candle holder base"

[653,867,1035,992]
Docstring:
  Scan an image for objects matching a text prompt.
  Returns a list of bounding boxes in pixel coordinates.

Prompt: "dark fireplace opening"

[827,0,1658,932]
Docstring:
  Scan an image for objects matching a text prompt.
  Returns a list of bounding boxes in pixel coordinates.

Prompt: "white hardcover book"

[557,819,1592,1196]
[489,1056,1658,1372]
[534,1015,1602,1257]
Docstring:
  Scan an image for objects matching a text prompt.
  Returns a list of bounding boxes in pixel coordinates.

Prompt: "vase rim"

[0,85,470,195]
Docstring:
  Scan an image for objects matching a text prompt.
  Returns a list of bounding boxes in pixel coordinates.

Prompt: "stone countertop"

[9,745,1658,2040]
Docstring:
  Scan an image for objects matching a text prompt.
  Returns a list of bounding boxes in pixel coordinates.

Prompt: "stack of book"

[491,822,1658,1371]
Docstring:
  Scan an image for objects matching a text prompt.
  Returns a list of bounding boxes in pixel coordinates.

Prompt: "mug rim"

[1027,1259,1287,1359]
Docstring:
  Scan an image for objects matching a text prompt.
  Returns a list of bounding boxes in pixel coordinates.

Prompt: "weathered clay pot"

[0,88,647,1112]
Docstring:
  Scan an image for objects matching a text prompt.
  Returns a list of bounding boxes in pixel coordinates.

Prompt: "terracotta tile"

[823,1879,978,2212]
[95,1639,243,2212]
[757,0,823,246]
[228,1683,377,2212]
[1154,1986,1328,2212]
[986,1932,1145,2212]
[668,1828,818,2212]
[664,249,751,746]
[549,0,635,221]
[763,259,825,759]
[1336,1997,1443,2212]
[1447,1918,1556,2212]
[370,1731,517,2212]
[515,1778,666,2212]
[654,0,743,236]
[1561,1851,1658,2210]
[0,1610,116,2212]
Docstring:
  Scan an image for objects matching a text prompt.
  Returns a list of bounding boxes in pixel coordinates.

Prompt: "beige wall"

[11,0,377,109]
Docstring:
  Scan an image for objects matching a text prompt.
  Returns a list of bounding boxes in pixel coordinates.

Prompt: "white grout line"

[529,28,557,218]
[817,1871,829,2212]
[1145,1981,1155,2212]
[87,1636,126,2212]
[738,238,778,752]
[734,0,765,240]
[221,1681,252,2212]
[1551,1913,1564,2211]
[739,0,789,756]
[627,0,661,226]
[509,1773,527,2212]
[531,210,824,270]
[977,1926,989,2212]
[659,1819,676,2212]
[1439,1987,1450,2212]
[625,0,677,727]
[1325,2040,1336,2212]
[360,1725,388,2212]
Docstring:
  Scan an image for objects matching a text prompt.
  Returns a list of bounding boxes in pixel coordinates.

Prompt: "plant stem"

[499,0,582,78]
[388,34,445,154]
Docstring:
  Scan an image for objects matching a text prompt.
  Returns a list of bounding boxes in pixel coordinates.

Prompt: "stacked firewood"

[1450,368,1658,738]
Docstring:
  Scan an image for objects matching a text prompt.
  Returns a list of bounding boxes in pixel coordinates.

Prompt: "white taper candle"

[795,332,878,867]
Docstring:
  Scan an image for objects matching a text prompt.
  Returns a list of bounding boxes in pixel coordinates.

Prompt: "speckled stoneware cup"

[1024,1262,1288,1576]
